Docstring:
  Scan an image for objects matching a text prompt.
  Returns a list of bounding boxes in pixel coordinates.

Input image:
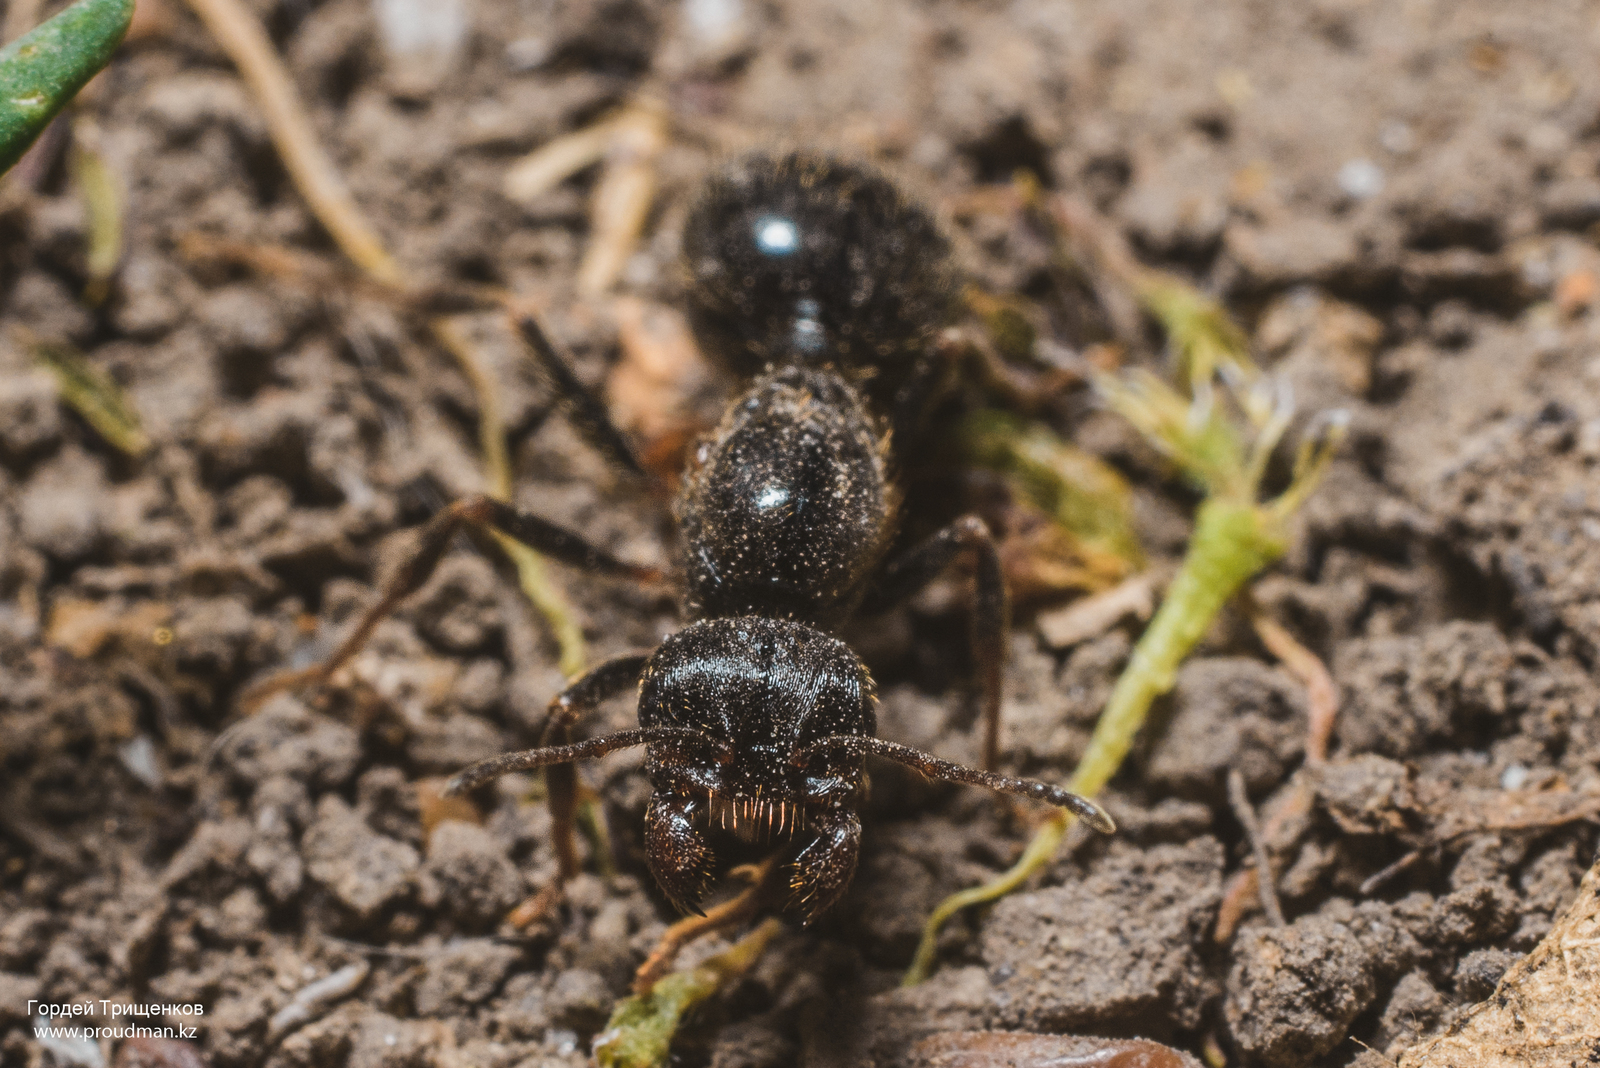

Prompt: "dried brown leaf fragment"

[1397,852,1600,1068]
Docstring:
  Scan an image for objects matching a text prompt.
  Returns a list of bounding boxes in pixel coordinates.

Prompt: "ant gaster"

[253,153,1112,922]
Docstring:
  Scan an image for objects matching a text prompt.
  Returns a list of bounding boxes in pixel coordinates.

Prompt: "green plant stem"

[595,918,782,1068]
[1067,499,1283,796]
[0,0,131,174]
[904,498,1286,985]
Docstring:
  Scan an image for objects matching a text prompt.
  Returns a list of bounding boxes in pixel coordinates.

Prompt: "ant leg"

[538,653,652,881]
[241,496,661,710]
[512,311,648,481]
[861,515,1008,770]
[789,807,861,924]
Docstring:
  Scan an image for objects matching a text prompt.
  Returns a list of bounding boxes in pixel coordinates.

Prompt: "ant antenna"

[792,735,1116,834]
[444,728,721,796]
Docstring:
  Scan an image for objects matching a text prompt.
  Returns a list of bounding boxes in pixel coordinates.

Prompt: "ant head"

[637,616,874,918]
[682,152,956,390]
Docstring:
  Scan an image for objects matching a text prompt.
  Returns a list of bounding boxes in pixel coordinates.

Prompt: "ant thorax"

[677,366,897,630]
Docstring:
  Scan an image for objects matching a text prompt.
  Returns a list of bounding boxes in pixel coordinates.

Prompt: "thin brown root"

[1215,602,1337,940]
[1360,848,1427,896]
[178,0,399,283]
[1216,772,1316,943]
[1215,868,1260,944]
[177,233,507,315]
[632,857,781,995]
[500,101,668,299]
[237,664,325,715]
[1227,768,1285,927]
[951,322,1083,413]
[504,121,618,204]
[1246,597,1338,763]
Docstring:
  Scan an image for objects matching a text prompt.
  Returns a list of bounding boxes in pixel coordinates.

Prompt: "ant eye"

[753,215,800,255]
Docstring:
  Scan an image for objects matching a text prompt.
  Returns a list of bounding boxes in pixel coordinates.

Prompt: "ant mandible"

[251,152,1112,921]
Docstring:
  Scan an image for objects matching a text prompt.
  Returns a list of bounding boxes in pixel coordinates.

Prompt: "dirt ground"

[4,0,1600,1066]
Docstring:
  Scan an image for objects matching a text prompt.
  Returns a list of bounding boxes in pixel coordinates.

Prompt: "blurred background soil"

[3,0,1600,1066]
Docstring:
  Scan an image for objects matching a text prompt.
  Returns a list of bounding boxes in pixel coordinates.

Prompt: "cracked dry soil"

[4,1,1600,1067]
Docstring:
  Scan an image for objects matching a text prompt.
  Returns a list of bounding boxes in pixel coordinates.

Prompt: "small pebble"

[1338,158,1385,199]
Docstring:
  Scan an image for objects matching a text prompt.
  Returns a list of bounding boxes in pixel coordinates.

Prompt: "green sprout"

[905,300,1345,985]
[32,336,149,456]
[594,918,782,1068]
[0,0,133,174]
[1067,368,1344,791]
[1136,273,1253,392]
[72,130,124,303]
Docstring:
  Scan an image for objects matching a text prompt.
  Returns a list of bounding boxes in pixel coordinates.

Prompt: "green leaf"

[0,0,134,175]
[33,336,150,456]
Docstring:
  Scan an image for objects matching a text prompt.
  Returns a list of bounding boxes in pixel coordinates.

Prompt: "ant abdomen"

[682,153,957,435]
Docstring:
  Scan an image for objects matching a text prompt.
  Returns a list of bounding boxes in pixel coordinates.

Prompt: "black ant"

[251,152,1112,922]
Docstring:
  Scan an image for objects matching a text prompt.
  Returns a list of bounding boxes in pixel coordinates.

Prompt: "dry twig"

[632,858,781,995]
[1036,569,1164,649]
[1216,601,1340,940]
[179,0,397,282]
[1227,768,1285,927]
[1214,780,1314,943]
